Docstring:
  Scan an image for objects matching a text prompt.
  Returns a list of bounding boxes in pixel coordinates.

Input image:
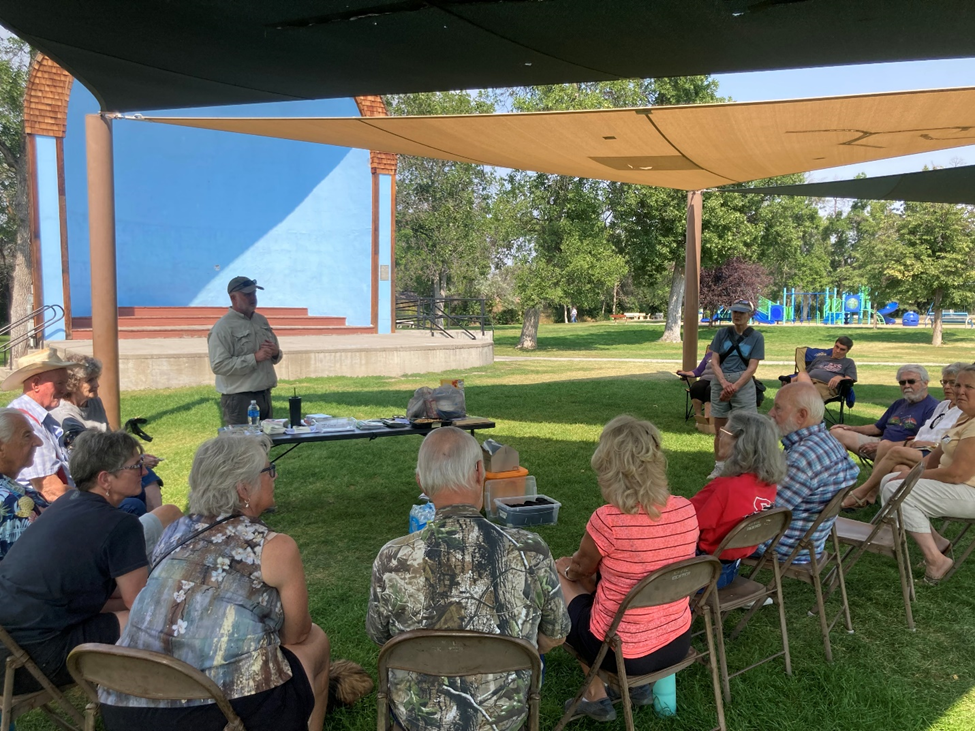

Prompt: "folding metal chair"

[705,507,793,702]
[739,484,857,663]
[377,630,541,731]
[555,555,726,731]
[0,624,83,731]
[67,643,246,731]
[681,373,698,421]
[937,515,975,582]
[830,461,925,630]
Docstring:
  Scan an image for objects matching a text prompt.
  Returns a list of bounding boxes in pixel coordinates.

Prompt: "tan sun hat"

[2,348,75,391]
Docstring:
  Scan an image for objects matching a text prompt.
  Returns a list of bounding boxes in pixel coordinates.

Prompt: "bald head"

[415,427,484,506]
[770,382,824,436]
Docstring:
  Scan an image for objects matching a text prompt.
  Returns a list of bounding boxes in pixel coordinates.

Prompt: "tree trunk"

[517,307,540,350]
[611,281,618,316]
[659,264,685,343]
[931,289,944,347]
[9,146,31,362]
[562,304,568,324]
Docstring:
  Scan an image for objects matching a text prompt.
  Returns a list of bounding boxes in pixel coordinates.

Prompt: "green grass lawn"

[11,326,975,731]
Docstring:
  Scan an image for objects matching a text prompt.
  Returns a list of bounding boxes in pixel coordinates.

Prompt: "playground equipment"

[751,289,899,326]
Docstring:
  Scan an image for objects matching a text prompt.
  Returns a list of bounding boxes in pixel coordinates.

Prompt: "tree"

[854,197,975,346]
[0,38,31,351]
[699,258,773,324]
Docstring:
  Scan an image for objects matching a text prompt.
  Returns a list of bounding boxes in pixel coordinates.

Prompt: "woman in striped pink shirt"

[556,415,699,722]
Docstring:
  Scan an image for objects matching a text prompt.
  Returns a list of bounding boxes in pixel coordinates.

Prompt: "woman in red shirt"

[556,415,699,722]
[690,411,785,588]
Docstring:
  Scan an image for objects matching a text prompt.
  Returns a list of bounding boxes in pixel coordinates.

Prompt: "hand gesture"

[262,339,280,358]
[255,342,275,362]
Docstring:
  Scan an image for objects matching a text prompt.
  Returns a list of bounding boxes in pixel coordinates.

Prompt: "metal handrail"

[0,304,65,367]
[395,296,491,340]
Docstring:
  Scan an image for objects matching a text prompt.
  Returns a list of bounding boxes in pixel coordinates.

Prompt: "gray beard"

[903,390,927,404]
[777,415,802,437]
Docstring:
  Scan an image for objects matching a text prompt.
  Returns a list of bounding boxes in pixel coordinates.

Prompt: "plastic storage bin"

[494,494,561,527]
[484,474,536,518]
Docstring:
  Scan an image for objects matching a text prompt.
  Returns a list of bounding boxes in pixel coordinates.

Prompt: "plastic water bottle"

[652,674,677,717]
[409,502,436,533]
[247,400,260,426]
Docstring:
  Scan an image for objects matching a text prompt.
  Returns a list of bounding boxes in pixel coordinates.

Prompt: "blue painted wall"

[35,136,66,339]
[378,175,393,334]
[62,87,374,325]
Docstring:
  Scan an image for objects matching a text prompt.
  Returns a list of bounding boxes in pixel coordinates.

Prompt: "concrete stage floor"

[46,330,494,391]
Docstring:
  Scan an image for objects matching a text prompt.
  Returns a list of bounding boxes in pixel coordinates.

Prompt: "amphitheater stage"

[47,331,494,392]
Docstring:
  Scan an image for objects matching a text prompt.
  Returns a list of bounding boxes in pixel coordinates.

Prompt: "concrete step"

[70,325,374,340]
[115,306,309,318]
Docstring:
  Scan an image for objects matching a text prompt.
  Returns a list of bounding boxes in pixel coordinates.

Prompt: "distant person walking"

[570,306,578,323]
[208,277,282,426]
[708,300,765,477]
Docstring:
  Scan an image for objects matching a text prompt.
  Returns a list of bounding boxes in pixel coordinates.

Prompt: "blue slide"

[752,311,774,324]
[877,302,898,325]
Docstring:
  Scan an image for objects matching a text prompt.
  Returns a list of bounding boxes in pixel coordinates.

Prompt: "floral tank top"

[99,514,291,707]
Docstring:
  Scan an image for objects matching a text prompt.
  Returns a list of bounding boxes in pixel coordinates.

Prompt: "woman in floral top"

[0,408,46,560]
[100,434,333,731]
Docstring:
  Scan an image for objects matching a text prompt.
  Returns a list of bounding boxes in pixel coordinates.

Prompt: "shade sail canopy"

[142,87,975,190]
[723,165,975,205]
[4,1,975,112]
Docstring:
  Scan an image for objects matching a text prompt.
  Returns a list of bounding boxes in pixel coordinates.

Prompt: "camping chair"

[778,347,855,425]
[739,484,858,663]
[66,643,246,731]
[377,630,541,731]
[829,461,924,631]
[555,555,726,731]
[704,508,793,703]
[1,624,84,731]
[680,373,698,421]
[937,515,975,582]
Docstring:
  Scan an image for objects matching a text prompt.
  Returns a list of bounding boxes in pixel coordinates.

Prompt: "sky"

[714,57,975,182]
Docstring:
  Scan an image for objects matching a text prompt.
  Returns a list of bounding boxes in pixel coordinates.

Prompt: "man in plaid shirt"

[757,382,859,564]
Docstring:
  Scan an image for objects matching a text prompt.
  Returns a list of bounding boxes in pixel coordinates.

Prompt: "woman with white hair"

[555,416,699,722]
[100,434,335,731]
[690,410,786,588]
[843,362,966,509]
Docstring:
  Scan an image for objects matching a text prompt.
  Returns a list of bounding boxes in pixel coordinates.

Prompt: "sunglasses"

[898,379,918,386]
[261,463,277,478]
[116,457,145,472]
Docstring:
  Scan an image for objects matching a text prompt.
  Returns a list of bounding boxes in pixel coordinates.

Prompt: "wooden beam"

[682,190,703,371]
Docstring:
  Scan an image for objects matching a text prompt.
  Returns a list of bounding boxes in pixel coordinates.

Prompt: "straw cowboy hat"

[2,348,74,391]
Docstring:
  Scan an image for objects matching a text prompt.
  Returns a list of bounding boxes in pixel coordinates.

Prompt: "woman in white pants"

[882,364,975,584]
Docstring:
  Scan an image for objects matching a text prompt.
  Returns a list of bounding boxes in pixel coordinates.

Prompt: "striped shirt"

[587,496,699,658]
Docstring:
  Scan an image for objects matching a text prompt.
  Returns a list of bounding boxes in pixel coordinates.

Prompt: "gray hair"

[721,411,787,485]
[71,430,143,492]
[957,364,975,382]
[63,354,103,398]
[943,362,967,380]
[897,364,929,382]
[784,382,825,425]
[188,434,271,516]
[416,427,483,497]
[0,408,26,445]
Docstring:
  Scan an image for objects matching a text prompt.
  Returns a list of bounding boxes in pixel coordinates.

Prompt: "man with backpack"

[708,300,765,477]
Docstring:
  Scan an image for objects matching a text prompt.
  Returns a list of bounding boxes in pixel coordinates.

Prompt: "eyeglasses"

[941,380,956,386]
[260,463,277,479]
[898,379,918,386]
[116,458,145,472]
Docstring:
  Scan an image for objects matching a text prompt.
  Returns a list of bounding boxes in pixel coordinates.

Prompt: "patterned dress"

[99,514,292,708]
[0,474,47,560]
[366,504,570,731]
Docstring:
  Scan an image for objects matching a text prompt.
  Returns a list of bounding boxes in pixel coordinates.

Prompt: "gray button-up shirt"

[207,309,282,394]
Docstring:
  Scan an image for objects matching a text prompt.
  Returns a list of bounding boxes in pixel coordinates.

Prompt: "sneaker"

[608,683,654,706]
[564,696,617,723]
[742,596,774,610]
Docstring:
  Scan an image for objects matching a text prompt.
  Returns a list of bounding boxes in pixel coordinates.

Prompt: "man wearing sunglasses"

[831,364,939,460]
[208,276,282,426]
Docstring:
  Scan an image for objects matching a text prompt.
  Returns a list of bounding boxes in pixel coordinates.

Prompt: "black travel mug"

[289,394,302,428]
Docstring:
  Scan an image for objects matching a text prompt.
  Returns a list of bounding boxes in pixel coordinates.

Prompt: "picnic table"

[267,416,496,462]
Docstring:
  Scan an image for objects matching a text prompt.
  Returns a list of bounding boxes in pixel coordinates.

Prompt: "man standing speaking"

[208,276,282,425]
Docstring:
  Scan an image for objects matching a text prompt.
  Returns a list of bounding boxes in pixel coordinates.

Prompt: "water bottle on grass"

[653,674,677,717]
[247,400,260,426]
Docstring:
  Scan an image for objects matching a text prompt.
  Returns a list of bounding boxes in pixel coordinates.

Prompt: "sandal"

[841,493,871,511]
[923,557,954,586]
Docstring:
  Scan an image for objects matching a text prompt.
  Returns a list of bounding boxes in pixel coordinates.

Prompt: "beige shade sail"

[141,87,975,190]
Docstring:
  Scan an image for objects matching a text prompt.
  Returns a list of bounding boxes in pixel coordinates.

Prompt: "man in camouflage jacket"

[367,427,570,731]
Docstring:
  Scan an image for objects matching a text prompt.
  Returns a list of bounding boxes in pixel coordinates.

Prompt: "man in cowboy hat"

[2,348,74,501]
[207,276,282,426]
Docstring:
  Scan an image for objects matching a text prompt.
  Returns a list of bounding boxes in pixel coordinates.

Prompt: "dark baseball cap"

[227,277,263,294]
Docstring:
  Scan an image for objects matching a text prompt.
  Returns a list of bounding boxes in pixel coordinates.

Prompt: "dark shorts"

[566,594,691,675]
[220,389,273,426]
[1,612,120,694]
[100,646,315,731]
[688,379,712,403]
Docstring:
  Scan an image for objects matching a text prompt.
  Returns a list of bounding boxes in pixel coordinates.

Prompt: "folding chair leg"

[554,637,613,731]
[893,529,916,631]
[703,606,728,731]
[808,552,833,663]
[830,532,854,635]
[613,637,636,731]
[714,606,732,702]
[941,521,975,582]
[772,561,792,676]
